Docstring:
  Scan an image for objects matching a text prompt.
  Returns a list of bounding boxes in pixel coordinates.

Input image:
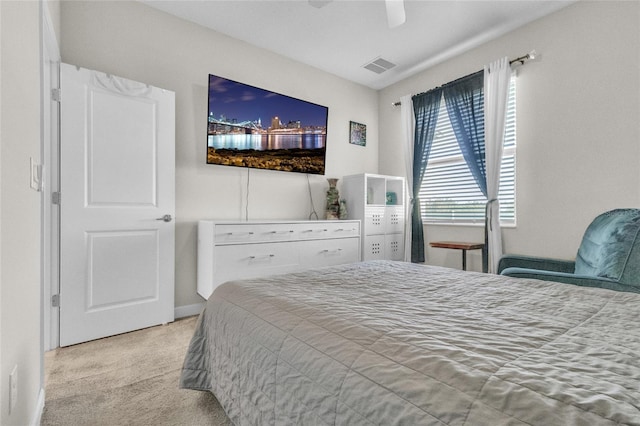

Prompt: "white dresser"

[341,173,406,261]
[197,220,361,299]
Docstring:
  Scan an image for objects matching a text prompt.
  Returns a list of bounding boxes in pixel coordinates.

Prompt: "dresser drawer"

[248,224,298,242]
[299,238,360,268]
[214,223,299,244]
[214,224,258,244]
[323,221,360,239]
[298,222,331,239]
[198,220,361,299]
[213,242,299,285]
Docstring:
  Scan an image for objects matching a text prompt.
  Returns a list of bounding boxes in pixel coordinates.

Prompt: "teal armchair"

[498,209,640,294]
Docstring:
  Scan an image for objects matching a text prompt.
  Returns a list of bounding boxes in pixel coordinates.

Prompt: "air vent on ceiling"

[363,57,397,74]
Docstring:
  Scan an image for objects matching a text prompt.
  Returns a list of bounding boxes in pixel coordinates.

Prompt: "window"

[419,77,516,225]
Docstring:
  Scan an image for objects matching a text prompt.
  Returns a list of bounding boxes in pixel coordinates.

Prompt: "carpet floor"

[42,316,232,425]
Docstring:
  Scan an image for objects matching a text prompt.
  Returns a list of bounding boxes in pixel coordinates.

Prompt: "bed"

[180,260,640,425]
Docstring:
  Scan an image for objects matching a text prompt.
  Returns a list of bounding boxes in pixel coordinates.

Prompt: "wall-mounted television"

[207,74,328,174]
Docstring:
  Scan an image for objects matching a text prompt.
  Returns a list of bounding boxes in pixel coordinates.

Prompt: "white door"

[59,63,175,347]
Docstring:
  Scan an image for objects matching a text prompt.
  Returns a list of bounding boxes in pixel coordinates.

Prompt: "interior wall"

[378,0,640,271]
[0,1,43,424]
[60,1,379,308]
[45,0,61,45]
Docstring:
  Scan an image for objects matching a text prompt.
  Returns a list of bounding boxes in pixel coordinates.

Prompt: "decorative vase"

[326,178,340,220]
[339,199,348,219]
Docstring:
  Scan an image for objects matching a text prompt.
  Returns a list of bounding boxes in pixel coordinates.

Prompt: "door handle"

[156,214,173,222]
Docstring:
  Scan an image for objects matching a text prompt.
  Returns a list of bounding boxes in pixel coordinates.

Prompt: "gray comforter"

[180,260,640,425]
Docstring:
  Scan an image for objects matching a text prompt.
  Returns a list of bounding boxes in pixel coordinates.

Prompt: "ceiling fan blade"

[385,0,406,28]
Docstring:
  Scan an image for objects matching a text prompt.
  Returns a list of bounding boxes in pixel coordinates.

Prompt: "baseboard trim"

[174,303,205,319]
[30,387,45,426]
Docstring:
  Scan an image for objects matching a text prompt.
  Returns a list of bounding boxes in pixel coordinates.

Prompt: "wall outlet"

[9,364,18,415]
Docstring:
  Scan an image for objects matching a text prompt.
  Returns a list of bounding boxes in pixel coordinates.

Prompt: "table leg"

[482,245,488,273]
[462,249,467,270]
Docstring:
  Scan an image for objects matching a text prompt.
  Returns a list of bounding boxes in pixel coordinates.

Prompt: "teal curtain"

[442,71,486,196]
[442,70,488,272]
[411,88,442,263]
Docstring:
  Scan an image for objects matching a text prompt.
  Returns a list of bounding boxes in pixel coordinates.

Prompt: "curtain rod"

[391,50,537,107]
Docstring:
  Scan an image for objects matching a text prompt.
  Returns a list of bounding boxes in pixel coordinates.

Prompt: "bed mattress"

[180,260,640,425]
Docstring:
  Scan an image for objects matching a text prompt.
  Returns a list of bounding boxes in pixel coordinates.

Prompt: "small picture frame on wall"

[349,121,366,146]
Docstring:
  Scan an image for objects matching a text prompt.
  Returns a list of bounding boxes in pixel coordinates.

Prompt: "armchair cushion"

[497,254,575,275]
[499,209,640,293]
[575,209,640,280]
[498,267,639,294]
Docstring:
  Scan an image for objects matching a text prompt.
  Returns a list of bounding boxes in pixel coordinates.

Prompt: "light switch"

[30,157,42,192]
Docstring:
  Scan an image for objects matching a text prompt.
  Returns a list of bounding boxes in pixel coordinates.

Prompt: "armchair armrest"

[497,254,575,275]
[499,267,640,293]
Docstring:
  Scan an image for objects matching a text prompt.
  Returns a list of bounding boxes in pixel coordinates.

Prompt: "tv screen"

[207,74,328,174]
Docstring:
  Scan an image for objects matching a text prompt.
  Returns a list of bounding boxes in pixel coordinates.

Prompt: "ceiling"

[142,0,575,90]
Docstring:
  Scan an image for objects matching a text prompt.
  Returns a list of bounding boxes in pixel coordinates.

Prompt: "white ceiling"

[142,0,575,90]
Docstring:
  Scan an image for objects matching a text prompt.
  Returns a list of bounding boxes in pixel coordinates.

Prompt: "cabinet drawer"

[364,207,386,235]
[321,221,360,239]
[299,238,360,268]
[214,224,258,243]
[298,221,360,240]
[213,242,298,285]
[385,206,405,233]
[385,233,405,261]
[363,235,386,261]
[215,223,298,243]
[250,224,298,242]
[298,222,331,239]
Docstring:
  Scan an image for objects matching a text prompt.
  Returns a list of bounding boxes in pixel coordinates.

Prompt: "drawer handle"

[321,248,343,253]
[269,230,294,234]
[227,232,254,236]
[303,229,328,233]
[248,254,275,259]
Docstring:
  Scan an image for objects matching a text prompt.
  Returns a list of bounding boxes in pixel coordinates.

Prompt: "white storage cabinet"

[341,173,406,261]
[197,220,361,299]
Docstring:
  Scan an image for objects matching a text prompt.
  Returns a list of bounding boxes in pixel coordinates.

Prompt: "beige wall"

[378,1,640,271]
[60,1,380,308]
[0,1,44,424]
[46,0,61,46]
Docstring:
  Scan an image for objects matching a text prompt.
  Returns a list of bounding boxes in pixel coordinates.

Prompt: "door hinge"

[52,191,60,205]
[51,88,61,102]
[51,294,60,307]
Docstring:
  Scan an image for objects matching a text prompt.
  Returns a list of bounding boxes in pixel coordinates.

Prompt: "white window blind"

[419,77,516,224]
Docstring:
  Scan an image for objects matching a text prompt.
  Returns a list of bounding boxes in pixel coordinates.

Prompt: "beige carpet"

[42,316,232,426]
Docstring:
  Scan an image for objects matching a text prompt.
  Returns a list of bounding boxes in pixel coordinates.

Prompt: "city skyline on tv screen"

[206,74,328,174]
[208,75,328,130]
